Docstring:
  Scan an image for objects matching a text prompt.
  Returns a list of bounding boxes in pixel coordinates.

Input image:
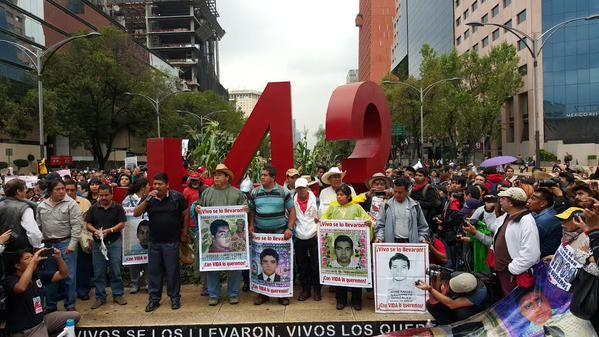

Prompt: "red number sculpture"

[224,82,294,185]
[325,81,391,188]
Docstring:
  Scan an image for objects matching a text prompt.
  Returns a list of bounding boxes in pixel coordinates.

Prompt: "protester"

[375,178,429,244]
[122,177,149,294]
[36,178,82,312]
[0,228,12,254]
[134,173,189,312]
[359,172,392,221]
[85,184,127,309]
[285,168,300,196]
[88,178,102,204]
[322,184,373,311]
[118,174,131,188]
[192,164,247,306]
[293,177,321,301]
[3,248,81,337]
[0,178,43,251]
[494,187,540,296]
[411,168,442,227]
[526,188,562,258]
[182,172,207,295]
[248,166,296,306]
[572,183,596,209]
[416,272,488,325]
[64,178,94,301]
[319,167,356,216]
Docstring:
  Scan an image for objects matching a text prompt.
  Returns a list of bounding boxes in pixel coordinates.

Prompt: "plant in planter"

[588,154,598,166]
[0,162,8,170]
[13,159,30,169]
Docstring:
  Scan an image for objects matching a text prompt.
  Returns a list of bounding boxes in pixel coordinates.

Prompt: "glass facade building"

[542,0,599,143]
[392,0,454,78]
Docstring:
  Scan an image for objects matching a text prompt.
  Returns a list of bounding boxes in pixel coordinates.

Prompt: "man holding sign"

[192,164,247,306]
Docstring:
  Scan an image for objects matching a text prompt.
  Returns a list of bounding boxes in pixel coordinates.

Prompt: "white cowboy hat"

[321,167,346,185]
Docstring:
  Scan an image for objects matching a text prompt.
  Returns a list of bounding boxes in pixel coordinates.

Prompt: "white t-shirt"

[393,199,410,239]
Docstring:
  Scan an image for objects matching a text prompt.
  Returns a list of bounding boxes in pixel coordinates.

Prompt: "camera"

[427,264,453,279]
[40,248,54,258]
[375,191,386,197]
[538,178,560,188]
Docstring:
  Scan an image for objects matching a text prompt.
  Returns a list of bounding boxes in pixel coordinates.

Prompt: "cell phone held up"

[40,248,55,258]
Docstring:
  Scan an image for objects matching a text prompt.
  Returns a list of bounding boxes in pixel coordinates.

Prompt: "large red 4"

[326,81,391,188]
[224,82,294,185]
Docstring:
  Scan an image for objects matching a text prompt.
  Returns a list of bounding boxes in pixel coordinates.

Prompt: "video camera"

[427,264,453,280]
[538,177,560,188]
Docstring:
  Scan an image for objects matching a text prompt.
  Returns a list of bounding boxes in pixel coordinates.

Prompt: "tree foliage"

[0,80,34,139]
[384,43,523,162]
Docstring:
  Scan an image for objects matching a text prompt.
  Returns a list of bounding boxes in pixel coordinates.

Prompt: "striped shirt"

[249,184,294,231]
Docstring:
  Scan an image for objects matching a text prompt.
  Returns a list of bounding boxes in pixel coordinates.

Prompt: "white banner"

[373,243,429,313]
[250,234,293,297]
[198,206,250,271]
[317,220,372,288]
[548,244,583,291]
[4,175,38,188]
[122,207,148,265]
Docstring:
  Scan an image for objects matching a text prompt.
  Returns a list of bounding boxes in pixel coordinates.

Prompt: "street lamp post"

[383,77,461,159]
[467,14,599,169]
[0,32,101,161]
[124,90,191,138]
[177,109,226,137]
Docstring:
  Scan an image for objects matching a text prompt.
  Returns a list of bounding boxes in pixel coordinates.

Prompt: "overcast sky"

[217,1,359,145]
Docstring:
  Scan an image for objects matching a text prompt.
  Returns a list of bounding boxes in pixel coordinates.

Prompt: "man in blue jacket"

[526,188,562,258]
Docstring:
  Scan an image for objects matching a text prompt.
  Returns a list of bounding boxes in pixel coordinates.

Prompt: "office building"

[0,0,178,167]
[355,0,395,82]
[346,69,359,84]
[392,0,454,78]
[454,0,599,163]
[229,89,262,117]
[99,0,227,97]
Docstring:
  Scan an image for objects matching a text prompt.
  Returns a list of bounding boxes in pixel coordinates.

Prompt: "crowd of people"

[1,159,598,336]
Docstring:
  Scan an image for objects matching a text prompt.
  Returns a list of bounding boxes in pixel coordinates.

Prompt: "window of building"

[518,39,527,51]
[473,43,479,51]
[456,16,461,26]
[482,14,489,24]
[492,5,499,17]
[517,9,527,24]
[472,1,478,12]
[456,36,462,45]
[504,19,512,33]
[492,28,500,41]
[520,92,529,142]
[464,29,470,39]
[455,0,460,6]
[507,98,514,142]
[464,9,469,19]
[482,36,489,47]
[518,64,528,75]
[503,0,511,7]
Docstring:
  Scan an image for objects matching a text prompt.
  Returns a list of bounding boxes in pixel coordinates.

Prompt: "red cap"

[197,167,207,174]
[189,173,201,180]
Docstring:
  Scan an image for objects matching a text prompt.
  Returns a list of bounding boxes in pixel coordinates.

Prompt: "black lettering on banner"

[76,321,428,337]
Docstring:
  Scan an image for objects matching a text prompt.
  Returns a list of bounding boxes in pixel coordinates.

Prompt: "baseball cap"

[286,168,299,177]
[555,207,585,220]
[449,273,477,294]
[295,177,308,188]
[497,187,528,202]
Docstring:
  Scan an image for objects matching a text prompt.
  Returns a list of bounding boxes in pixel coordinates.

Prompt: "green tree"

[0,80,34,139]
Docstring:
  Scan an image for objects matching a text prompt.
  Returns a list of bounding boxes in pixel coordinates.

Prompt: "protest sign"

[318,220,372,288]
[548,244,583,291]
[4,175,38,188]
[250,233,293,297]
[124,156,138,170]
[122,207,148,265]
[382,263,597,337]
[198,206,249,271]
[56,169,71,178]
[373,243,429,313]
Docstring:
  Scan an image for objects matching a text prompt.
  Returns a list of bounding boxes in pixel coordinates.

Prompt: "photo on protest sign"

[318,220,372,288]
[198,206,249,271]
[373,243,429,313]
[122,207,148,265]
[250,234,293,297]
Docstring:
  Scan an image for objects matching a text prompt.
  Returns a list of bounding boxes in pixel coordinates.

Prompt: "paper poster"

[198,206,250,271]
[56,169,71,178]
[4,175,38,188]
[124,156,138,170]
[548,244,583,291]
[382,263,597,337]
[318,220,372,288]
[122,207,148,265]
[373,243,429,313]
[250,233,293,297]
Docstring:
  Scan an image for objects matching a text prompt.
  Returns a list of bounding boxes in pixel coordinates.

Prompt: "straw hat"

[366,172,392,189]
[300,175,318,186]
[321,167,346,185]
[213,163,234,181]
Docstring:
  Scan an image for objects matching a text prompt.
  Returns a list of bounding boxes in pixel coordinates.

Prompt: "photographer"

[416,272,488,325]
[535,175,569,213]
[3,248,80,337]
[526,188,562,258]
